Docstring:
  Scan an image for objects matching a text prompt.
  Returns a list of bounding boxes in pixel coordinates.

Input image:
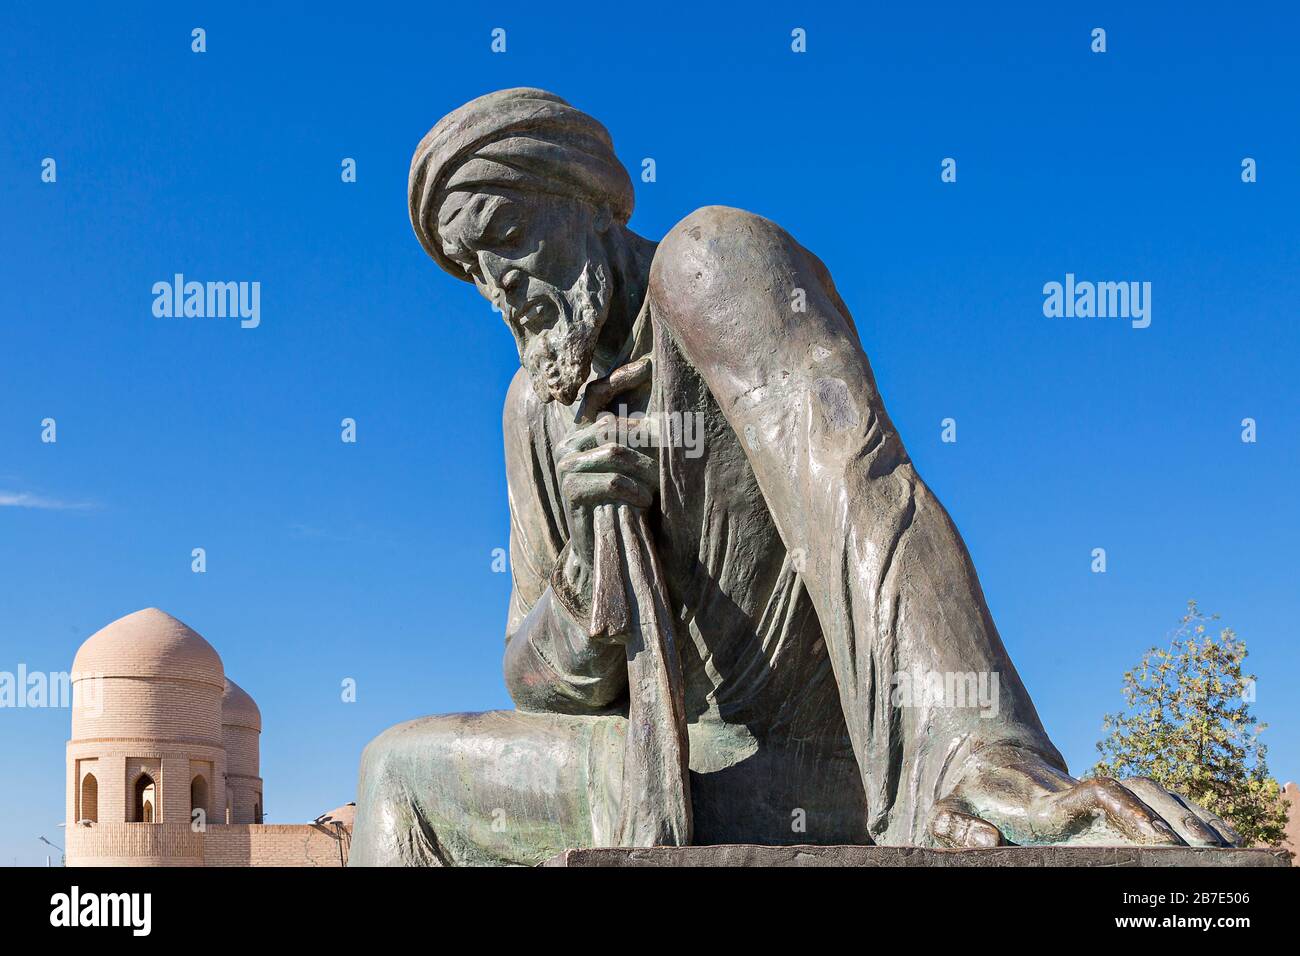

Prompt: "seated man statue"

[350,88,1239,865]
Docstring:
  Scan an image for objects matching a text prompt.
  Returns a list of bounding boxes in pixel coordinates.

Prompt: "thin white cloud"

[0,491,95,510]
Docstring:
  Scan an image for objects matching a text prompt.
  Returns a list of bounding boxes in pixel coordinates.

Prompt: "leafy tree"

[1093,601,1289,847]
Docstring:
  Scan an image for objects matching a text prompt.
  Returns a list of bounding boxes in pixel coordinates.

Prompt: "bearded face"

[518,259,610,405]
[436,188,614,405]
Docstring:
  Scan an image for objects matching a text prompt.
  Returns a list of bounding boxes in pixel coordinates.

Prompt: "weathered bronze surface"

[350,89,1243,865]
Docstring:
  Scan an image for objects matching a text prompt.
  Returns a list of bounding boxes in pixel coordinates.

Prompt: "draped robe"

[349,206,1065,866]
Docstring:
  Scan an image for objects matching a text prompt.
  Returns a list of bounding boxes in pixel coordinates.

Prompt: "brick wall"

[67,822,350,867]
[1282,782,1298,858]
[67,822,203,867]
[204,824,350,867]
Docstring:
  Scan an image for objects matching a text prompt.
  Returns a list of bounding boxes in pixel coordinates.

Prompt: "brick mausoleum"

[64,608,350,866]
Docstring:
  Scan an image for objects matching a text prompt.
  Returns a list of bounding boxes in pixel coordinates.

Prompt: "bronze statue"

[350,88,1240,865]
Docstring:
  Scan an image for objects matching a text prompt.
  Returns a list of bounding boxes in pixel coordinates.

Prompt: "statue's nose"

[477,253,526,308]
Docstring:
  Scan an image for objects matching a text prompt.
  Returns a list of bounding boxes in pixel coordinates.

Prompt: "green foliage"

[1093,601,1290,847]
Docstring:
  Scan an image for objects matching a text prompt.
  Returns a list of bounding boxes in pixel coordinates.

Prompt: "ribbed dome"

[222,677,262,731]
[72,608,224,688]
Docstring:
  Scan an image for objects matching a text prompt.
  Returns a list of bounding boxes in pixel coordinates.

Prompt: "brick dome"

[63,607,347,867]
[221,675,263,823]
[72,608,224,688]
[222,678,262,732]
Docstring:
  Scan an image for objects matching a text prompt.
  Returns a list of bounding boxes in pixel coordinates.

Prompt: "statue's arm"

[651,207,1065,843]
[499,370,628,714]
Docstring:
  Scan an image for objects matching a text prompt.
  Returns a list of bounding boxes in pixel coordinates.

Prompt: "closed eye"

[489,224,523,252]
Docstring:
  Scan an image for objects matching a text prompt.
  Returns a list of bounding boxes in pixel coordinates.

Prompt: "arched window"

[254,797,263,824]
[80,773,98,823]
[190,775,209,819]
[133,773,157,823]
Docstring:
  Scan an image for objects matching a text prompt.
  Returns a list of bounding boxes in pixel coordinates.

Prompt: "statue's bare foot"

[930,744,1242,848]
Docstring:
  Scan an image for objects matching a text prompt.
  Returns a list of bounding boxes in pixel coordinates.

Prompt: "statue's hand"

[930,744,1242,849]
[555,410,659,587]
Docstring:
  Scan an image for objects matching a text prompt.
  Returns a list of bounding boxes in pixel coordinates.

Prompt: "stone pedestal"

[542,845,1292,867]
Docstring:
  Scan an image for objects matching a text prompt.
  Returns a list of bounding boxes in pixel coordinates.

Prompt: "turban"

[409,88,635,280]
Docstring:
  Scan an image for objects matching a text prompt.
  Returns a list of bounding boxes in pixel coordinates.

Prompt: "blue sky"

[1,2,1297,864]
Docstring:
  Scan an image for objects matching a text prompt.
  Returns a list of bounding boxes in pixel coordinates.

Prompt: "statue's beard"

[525,261,611,405]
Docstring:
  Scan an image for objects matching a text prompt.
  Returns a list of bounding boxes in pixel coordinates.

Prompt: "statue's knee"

[357,732,393,790]
[358,717,431,791]
[359,713,477,795]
